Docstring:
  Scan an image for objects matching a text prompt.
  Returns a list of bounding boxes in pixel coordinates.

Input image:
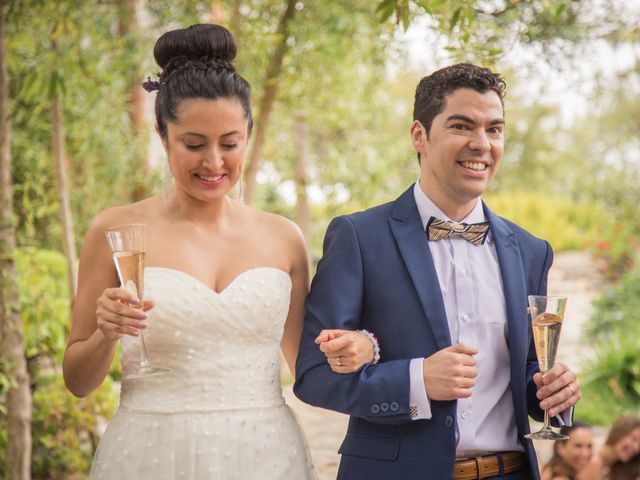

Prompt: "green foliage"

[579,334,640,426]
[375,0,625,63]
[8,0,159,251]
[590,224,639,284]
[15,248,69,361]
[579,264,640,425]
[30,374,116,480]
[559,75,640,236]
[586,265,640,342]
[483,191,609,253]
[0,248,118,479]
[578,377,640,427]
[252,0,408,217]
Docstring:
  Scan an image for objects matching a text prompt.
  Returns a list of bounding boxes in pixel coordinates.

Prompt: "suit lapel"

[389,188,451,350]
[484,204,529,405]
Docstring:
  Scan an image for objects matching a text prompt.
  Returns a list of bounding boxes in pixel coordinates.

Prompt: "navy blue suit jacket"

[294,187,553,480]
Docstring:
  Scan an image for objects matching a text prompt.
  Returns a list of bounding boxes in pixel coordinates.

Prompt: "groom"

[294,63,580,479]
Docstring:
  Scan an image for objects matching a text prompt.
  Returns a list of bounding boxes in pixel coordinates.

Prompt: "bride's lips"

[194,173,226,186]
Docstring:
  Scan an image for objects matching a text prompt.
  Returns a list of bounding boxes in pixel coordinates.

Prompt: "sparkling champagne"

[113,251,145,300]
[532,312,563,373]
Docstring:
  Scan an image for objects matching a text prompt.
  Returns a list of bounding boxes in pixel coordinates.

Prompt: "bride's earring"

[230,171,244,203]
[237,172,244,202]
[160,159,174,201]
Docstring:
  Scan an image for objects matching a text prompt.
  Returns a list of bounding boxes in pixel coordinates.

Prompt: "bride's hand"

[96,288,155,341]
[315,329,375,374]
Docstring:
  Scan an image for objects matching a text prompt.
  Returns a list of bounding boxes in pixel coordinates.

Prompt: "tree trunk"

[210,0,226,23]
[118,0,150,199]
[51,39,78,302]
[243,0,297,205]
[294,115,311,242]
[0,4,32,479]
[230,0,241,47]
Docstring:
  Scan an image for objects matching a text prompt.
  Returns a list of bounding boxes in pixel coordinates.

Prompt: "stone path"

[284,250,606,479]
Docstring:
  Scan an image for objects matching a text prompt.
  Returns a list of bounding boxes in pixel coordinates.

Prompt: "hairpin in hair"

[141,76,161,92]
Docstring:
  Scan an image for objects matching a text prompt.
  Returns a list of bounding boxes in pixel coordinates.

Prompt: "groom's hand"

[533,362,580,416]
[423,343,478,401]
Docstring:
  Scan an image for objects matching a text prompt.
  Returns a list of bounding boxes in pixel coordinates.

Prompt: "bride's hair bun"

[154,24,237,77]
[146,24,252,139]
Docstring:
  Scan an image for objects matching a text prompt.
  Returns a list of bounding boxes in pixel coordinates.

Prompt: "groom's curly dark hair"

[413,63,506,137]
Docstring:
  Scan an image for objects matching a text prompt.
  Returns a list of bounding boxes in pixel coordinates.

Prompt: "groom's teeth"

[461,161,486,171]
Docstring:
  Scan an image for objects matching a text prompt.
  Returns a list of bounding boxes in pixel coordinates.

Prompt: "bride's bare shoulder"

[243,205,303,243]
[86,197,162,236]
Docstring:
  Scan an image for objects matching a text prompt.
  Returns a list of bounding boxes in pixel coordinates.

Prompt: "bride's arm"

[63,211,150,397]
[279,221,310,376]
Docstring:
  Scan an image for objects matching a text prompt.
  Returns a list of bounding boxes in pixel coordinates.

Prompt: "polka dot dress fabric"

[91,268,316,480]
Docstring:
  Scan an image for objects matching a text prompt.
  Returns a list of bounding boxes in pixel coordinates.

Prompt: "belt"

[452,451,527,480]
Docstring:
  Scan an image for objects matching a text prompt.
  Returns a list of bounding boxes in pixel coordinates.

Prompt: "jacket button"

[380,402,389,412]
[445,415,453,427]
[390,402,399,412]
[370,404,380,414]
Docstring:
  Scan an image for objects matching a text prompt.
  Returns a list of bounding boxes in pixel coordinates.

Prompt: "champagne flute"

[525,295,568,440]
[105,224,168,378]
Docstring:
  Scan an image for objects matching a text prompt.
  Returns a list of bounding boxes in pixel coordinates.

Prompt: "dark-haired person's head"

[606,416,640,463]
[148,24,252,141]
[543,422,593,480]
[413,63,506,139]
[409,63,505,217]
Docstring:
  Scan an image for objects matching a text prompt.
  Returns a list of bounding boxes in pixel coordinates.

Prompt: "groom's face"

[411,87,504,217]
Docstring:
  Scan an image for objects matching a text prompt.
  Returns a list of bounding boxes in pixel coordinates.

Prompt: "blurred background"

[0,0,639,478]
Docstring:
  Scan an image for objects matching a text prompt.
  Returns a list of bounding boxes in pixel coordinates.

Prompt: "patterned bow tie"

[426,216,490,246]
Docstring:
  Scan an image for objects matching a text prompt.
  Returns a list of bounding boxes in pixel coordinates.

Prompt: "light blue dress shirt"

[408,181,568,458]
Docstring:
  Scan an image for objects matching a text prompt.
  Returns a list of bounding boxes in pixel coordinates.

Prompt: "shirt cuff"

[554,406,573,427]
[409,358,431,420]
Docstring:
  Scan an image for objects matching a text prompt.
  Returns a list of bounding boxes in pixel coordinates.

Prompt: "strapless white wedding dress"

[90,267,315,479]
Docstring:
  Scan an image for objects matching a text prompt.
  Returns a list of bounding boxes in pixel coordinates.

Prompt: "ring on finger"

[567,383,575,395]
[337,356,342,367]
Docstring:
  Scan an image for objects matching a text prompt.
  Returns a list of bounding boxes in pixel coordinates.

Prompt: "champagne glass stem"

[134,297,151,370]
[139,331,151,369]
[543,408,550,430]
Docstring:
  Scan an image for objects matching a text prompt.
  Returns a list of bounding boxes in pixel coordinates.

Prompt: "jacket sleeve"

[293,216,413,425]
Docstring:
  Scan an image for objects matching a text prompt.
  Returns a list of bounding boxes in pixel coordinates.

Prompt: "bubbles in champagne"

[113,251,145,300]
[532,312,563,373]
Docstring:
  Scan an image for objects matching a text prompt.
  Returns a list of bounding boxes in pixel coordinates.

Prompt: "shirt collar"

[412,181,487,231]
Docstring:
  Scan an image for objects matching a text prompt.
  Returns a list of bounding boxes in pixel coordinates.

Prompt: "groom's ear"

[410,120,428,163]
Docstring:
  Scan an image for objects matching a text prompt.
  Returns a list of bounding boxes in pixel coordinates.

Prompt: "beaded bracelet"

[357,329,381,364]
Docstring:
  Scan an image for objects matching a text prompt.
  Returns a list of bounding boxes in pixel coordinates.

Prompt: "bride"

[62,24,374,479]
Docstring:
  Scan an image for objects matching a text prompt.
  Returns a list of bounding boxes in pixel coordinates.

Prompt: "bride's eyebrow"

[180,132,206,138]
[221,130,242,138]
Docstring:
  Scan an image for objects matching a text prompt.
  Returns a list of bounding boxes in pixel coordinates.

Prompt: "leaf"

[375,0,397,22]
[450,7,461,31]
[554,4,566,20]
[399,4,412,30]
[413,0,432,15]
[22,71,43,100]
